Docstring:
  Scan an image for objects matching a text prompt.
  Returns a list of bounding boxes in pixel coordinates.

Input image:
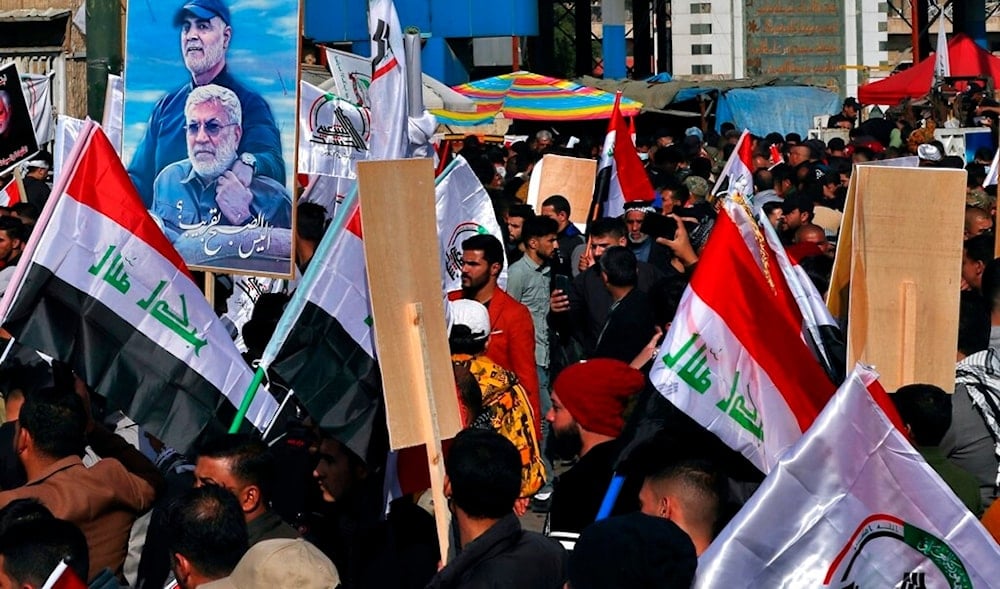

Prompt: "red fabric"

[552,358,645,437]
[610,99,654,204]
[50,565,87,589]
[449,289,541,435]
[859,34,1000,104]
[784,242,825,264]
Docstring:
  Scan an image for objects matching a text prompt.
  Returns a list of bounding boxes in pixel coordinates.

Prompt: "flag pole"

[595,473,626,520]
[229,365,266,433]
[227,184,361,433]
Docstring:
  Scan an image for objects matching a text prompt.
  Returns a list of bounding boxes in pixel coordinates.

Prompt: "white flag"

[102,74,125,156]
[297,80,370,178]
[435,157,507,293]
[325,47,372,107]
[53,115,86,180]
[368,0,408,160]
[20,72,53,146]
[934,20,951,87]
[696,365,1000,588]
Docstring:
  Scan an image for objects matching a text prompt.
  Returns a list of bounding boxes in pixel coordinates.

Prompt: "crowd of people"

[2,90,1000,589]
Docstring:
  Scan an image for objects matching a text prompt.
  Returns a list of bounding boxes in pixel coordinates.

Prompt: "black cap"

[782,193,815,215]
[174,0,231,27]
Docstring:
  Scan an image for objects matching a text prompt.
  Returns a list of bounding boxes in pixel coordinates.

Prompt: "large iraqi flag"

[649,199,837,473]
[0,123,278,452]
[696,365,1000,587]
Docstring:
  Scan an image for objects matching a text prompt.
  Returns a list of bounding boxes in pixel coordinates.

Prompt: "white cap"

[448,299,490,339]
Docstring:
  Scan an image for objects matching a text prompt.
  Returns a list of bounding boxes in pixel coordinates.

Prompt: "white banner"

[435,158,507,293]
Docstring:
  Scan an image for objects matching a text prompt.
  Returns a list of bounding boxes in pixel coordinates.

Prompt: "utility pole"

[86,0,122,120]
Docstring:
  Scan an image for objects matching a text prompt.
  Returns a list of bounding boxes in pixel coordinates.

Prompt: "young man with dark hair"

[639,460,728,555]
[504,203,535,264]
[426,429,565,589]
[194,434,298,545]
[962,233,995,294]
[452,233,540,437]
[165,484,249,589]
[0,387,157,579]
[893,384,981,514]
[506,214,560,507]
[294,202,327,273]
[540,194,584,276]
[0,216,26,296]
[0,518,89,587]
[593,246,655,363]
[550,218,666,358]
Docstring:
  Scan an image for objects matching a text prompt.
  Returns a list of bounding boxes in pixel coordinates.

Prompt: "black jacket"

[426,514,566,589]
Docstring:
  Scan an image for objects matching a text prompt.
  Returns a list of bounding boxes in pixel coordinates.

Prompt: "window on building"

[691,44,712,55]
[690,23,712,35]
[691,2,711,13]
[692,64,713,75]
[877,21,887,32]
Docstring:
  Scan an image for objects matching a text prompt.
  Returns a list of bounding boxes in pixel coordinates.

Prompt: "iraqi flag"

[649,199,836,473]
[592,92,653,219]
[695,364,1000,587]
[0,123,279,453]
[368,0,408,160]
[266,198,383,463]
[0,173,24,207]
[711,129,754,200]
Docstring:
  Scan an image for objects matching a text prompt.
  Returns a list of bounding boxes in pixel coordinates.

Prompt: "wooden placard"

[356,159,462,450]
[841,165,966,393]
[526,154,598,227]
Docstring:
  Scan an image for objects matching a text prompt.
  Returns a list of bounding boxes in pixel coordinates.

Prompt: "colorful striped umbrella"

[433,71,643,126]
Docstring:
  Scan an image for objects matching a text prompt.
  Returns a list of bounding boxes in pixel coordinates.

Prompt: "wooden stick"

[899,281,917,386]
[410,302,451,566]
[204,271,215,307]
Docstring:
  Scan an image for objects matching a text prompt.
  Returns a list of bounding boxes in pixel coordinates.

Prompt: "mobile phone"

[640,213,678,240]
[552,274,572,294]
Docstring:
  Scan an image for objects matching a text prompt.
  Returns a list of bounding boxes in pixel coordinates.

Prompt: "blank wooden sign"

[842,165,966,393]
[526,154,598,226]
[356,159,462,450]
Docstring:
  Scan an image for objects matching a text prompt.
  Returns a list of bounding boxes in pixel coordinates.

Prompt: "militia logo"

[307,93,371,151]
[824,514,971,589]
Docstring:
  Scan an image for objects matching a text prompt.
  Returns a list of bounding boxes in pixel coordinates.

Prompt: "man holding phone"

[507,215,561,510]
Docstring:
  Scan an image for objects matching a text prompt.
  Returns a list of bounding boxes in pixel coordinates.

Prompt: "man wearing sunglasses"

[150,84,291,242]
[128,0,284,207]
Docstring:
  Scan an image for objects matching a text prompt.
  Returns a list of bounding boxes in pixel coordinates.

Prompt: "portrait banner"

[0,62,40,175]
[123,0,301,277]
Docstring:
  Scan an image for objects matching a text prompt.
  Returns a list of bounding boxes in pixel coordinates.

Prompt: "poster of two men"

[123,0,300,276]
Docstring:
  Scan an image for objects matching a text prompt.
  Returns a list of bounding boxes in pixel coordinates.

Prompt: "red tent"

[859,34,1000,105]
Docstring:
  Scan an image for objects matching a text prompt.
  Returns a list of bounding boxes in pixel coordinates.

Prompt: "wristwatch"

[239,153,257,173]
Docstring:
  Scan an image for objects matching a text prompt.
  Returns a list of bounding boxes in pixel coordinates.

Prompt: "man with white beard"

[622,202,674,272]
[150,85,291,242]
[128,0,284,207]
